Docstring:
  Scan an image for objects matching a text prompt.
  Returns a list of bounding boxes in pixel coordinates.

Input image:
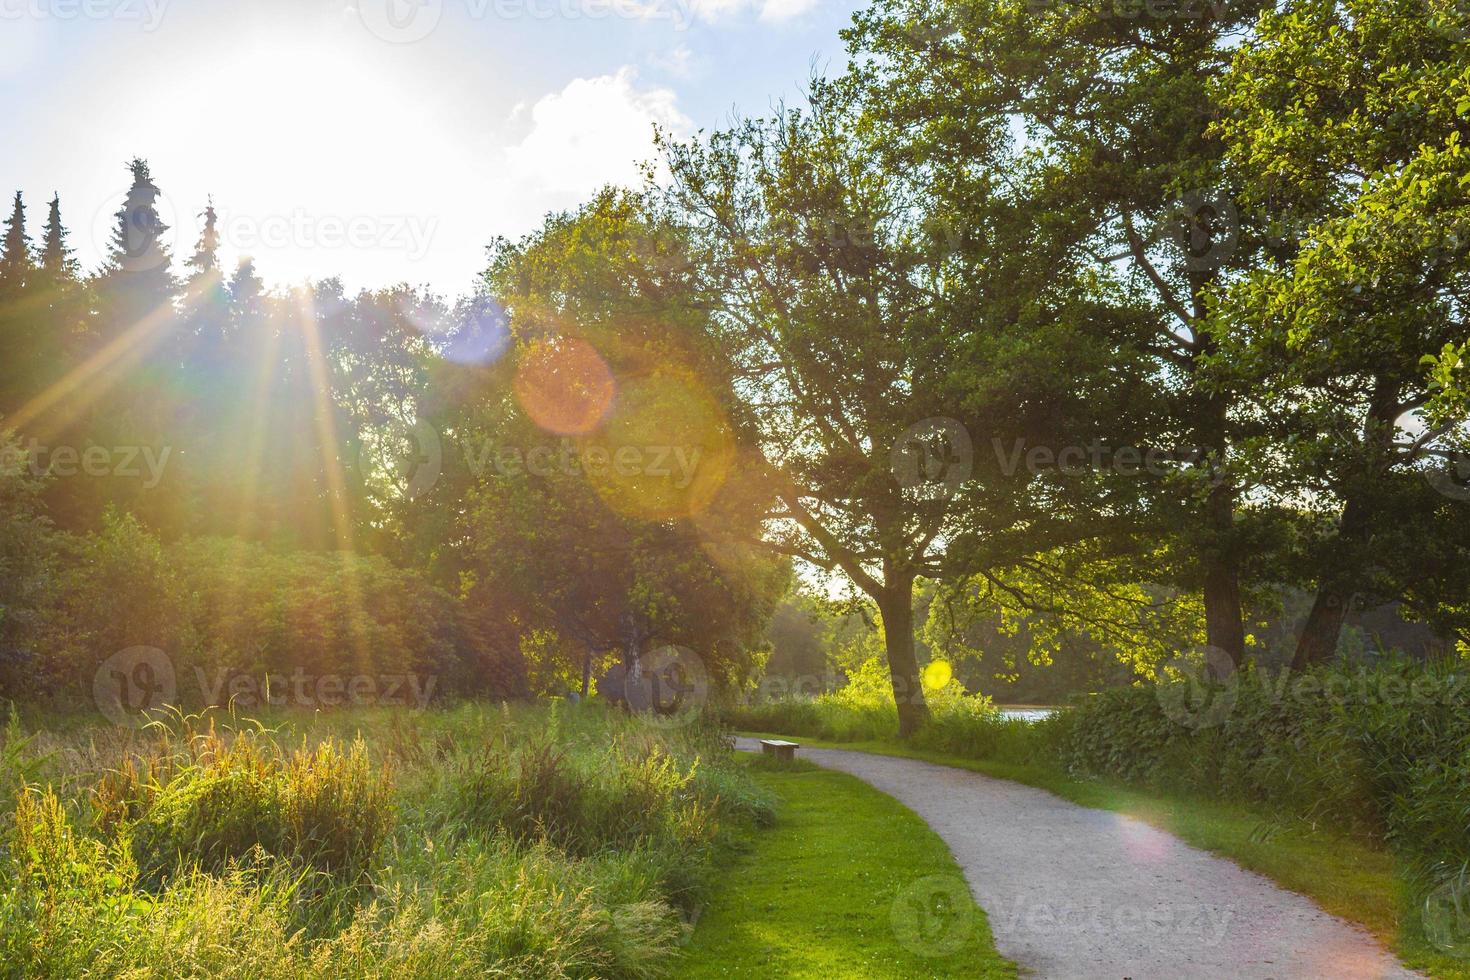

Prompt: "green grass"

[0,703,775,979]
[680,755,1015,979]
[738,730,1470,980]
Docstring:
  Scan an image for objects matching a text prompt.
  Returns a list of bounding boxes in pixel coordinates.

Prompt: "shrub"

[0,426,55,703]
[729,653,1007,746]
[29,527,524,715]
[1034,659,1470,901]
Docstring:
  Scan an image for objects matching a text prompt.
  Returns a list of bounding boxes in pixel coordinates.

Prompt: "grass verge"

[738,731,1470,979]
[681,755,1015,979]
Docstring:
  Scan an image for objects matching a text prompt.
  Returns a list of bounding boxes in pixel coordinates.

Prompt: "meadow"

[0,702,775,979]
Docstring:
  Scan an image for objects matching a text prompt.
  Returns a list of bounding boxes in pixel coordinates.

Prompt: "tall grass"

[0,701,773,979]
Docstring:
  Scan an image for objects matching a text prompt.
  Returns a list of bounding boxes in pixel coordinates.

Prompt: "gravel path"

[736,738,1420,980]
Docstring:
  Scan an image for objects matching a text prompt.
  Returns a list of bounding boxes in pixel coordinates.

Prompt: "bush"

[728,655,1000,743]
[26,522,525,713]
[1035,659,1470,899]
[0,426,55,703]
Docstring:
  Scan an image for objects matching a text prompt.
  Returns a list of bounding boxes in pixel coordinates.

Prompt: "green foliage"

[0,426,54,701]
[29,524,508,709]
[464,191,790,694]
[42,510,194,689]
[731,657,1000,745]
[1030,661,1470,902]
[170,536,496,700]
[457,739,704,854]
[921,568,1204,685]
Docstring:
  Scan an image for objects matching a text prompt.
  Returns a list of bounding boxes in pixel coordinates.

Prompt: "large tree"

[845,0,1279,668]
[98,158,177,333]
[38,195,77,283]
[401,190,791,705]
[659,82,1121,733]
[1215,0,1470,663]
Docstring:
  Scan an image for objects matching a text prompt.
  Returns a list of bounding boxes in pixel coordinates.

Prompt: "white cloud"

[504,68,691,201]
[647,44,698,80]
[756,0,820,22]
[684,0,819,24]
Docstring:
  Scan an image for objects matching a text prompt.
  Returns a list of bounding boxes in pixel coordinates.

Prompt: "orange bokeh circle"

[513,337,616,435]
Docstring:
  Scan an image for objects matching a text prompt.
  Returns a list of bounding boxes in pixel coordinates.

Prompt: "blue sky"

[0,0,860,294]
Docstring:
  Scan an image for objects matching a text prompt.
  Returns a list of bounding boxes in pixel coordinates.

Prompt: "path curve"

[736,739,1420,980]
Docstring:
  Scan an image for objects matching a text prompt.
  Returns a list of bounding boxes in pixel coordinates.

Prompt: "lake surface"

[998,706,1058,723]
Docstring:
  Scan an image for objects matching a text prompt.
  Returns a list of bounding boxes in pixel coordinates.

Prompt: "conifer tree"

[31,193,89,365]
[185,200,222,286]
[39,194,78,282]
[98,158,177,334]
[107,159,171,274]
[184,201,229,339]
[0,192,34,289]
[229,256,266,323]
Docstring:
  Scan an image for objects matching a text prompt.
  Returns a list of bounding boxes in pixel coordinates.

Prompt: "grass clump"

[90,716,394,887]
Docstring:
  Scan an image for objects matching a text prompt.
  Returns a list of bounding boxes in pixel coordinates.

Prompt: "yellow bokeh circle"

[922,659,953,691]
[583,367,734,521]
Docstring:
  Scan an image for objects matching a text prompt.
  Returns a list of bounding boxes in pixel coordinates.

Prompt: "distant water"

[998,706,1057,723]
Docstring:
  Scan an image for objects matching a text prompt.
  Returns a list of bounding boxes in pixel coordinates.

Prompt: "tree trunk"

[1292,584,1353,669]
[1292,495,1370,669]
[1201,481,1246,667]
[877,578,929,738]
[1291,379,1398,671]
[1190,278,1246,669]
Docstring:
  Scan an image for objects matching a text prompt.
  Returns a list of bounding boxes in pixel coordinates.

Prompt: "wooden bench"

[760,738,800,761]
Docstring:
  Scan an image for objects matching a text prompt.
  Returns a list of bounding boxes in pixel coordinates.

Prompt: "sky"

[0,0,861,295]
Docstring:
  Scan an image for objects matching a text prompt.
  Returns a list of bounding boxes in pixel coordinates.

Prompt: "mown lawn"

[681,756,1015,979]
[738,731,1470,980]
